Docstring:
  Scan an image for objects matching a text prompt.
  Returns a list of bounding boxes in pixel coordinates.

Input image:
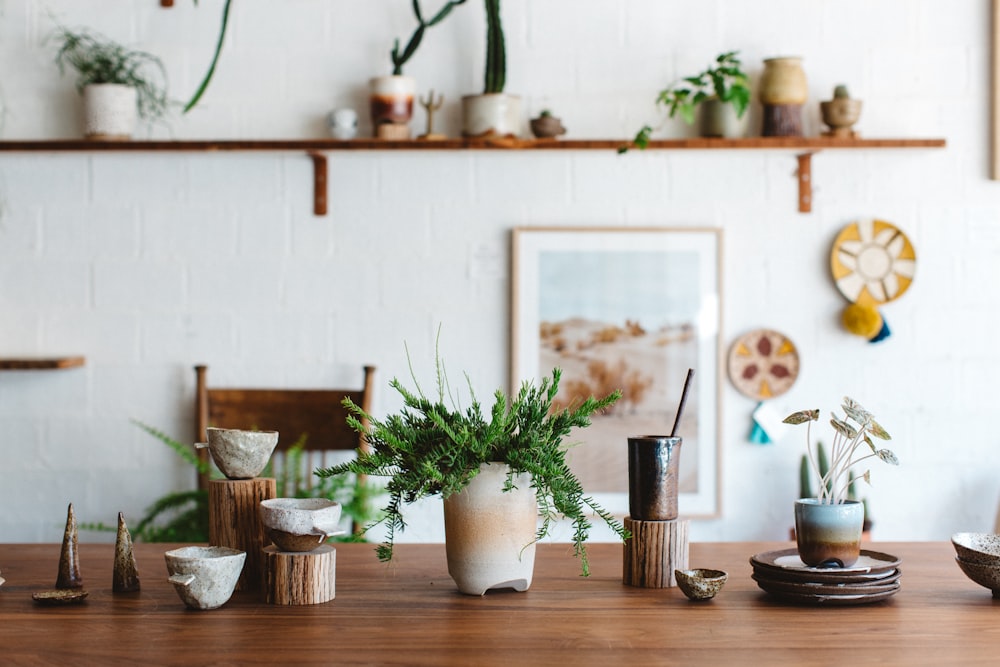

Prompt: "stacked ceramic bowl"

[952,532,1000,597]
[750,547,902,605]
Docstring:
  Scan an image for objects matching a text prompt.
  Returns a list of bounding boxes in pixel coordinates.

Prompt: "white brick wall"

[0,0,996,545]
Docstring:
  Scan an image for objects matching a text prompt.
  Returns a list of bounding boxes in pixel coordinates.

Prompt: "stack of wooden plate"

[750,548,902,605]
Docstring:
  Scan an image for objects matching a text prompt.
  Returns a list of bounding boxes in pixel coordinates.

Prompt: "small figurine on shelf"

[417,89,446,140]
[327,108,358,140]
[530,110,566,139]
[820,85,862,138]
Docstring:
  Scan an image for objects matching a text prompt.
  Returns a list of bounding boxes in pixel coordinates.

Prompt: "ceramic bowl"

[197,428,278,479]
[952,533,1000,566]
[165,545,246,610]
[954,557,1000,597]
[260,498,343,552]
[675,568,728,601]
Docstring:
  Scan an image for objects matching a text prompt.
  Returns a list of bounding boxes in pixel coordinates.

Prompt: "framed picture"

[511,227,722,519]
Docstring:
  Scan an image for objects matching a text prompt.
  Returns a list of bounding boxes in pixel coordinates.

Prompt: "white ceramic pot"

[698,99,747,138]
[82,83,138,140]
[443,462,537,595]
[461,94,522,138]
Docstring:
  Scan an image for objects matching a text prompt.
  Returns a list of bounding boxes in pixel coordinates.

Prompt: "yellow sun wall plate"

[831,218,916,307]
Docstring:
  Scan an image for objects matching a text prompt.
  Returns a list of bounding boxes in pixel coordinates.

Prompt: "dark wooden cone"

[622,517,689,588]
[263,545,336,605]
[56,503,83,589]
[113,512,141,593]
[209,478,276,591]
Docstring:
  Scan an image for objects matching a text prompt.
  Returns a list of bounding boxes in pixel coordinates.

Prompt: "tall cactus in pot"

[483,0,505,94]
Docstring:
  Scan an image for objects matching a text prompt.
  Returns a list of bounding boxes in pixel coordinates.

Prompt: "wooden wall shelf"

[0,137,946,215]
[0,356,85,370]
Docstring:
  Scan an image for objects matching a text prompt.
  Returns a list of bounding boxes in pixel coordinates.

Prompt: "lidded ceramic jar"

[759,57,808,105]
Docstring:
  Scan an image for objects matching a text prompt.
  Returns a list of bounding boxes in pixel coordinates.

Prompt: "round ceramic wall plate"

[750,548,901,575]
[830,218,916,306]
[727,329,800,400]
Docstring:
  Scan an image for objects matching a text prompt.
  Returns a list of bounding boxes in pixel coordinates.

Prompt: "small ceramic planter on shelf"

[794,499,865,567]
[443,462,537,595]
[370,75,415,139]
[698,99,746,138]
[461,94,522,138]
[82,83,137,140]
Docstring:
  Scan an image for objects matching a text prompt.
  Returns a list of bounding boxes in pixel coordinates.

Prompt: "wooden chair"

[194,365,376,524]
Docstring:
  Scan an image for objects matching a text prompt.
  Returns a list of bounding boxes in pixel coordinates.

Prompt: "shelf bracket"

[796,152,813,213]
[309,151,328,216]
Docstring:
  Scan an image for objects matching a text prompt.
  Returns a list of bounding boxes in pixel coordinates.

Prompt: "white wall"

[0,0,996,545]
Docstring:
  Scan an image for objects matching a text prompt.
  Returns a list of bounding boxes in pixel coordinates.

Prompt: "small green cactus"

[833,84,851,99]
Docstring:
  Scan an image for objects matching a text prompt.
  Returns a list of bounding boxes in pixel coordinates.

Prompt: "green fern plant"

[53,27,170,122]
[316,338,627,576]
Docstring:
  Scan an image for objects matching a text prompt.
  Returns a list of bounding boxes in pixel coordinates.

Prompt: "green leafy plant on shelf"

[784,396,899,506]
[621,50,751,152]
[82,421,377,543]
[316,338,628,576]
[53,27,171,122]
[390,0,468,75]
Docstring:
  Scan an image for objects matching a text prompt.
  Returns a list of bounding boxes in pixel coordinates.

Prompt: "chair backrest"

[194,365,375,494]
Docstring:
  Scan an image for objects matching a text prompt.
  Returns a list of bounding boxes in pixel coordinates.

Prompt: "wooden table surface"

[0,541,997,666]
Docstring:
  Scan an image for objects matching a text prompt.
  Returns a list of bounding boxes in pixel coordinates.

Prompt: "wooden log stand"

[262,545,336,605]
[208,478,276,591]
[622,517,689,588]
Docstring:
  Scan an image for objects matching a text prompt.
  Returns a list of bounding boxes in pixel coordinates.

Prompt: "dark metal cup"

[627,436,682,521]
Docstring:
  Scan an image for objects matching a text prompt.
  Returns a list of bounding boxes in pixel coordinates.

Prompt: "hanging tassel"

[749,420,771,444]
[868,315,891,343]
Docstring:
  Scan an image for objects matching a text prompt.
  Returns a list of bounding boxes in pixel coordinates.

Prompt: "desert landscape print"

[534,245,708,498]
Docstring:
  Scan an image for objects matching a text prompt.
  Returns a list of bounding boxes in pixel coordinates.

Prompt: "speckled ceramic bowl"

[260,498,343,552]
[675,568,728,601]
[952,533,1000,566]
[954,557,1000,597]
[196,428,278,479]
[165,545,246,610]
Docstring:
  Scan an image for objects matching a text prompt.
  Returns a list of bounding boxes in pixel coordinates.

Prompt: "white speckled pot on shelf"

[461,94,522,138]
[164,545,246,610]
[443,462,537,596]
[82,83,137,140]
[259,498,343,552]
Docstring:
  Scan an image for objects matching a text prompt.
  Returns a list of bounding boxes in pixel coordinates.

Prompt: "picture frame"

[511,226,722,519]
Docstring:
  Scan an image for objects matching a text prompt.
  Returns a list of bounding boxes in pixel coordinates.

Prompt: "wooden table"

[0,541,997,665]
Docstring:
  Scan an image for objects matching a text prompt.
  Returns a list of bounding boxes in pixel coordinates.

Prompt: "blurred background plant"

[81,420,378,542]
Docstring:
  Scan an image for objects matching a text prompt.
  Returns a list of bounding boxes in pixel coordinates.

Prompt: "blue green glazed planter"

[794,499,864,567]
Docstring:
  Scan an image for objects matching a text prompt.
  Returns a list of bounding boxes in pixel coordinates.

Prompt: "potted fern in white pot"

[783,397,898,568]
[53,27,170,140]
[317,342,627,595]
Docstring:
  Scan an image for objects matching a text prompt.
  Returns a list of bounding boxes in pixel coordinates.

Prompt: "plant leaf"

[868,419,891,440]
[783,409,819,425]
[830,417,857,440]
[877,449,899,465]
